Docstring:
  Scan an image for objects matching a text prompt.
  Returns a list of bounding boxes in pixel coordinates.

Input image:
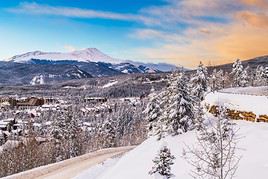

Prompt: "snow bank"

[205,92,268,115]
[220,86,268,96]
[97,121,268,179]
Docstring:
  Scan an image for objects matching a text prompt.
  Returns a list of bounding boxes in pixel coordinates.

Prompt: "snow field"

[96,120,268,179]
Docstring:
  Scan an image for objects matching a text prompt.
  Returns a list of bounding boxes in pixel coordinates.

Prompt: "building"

[84,97,107,104]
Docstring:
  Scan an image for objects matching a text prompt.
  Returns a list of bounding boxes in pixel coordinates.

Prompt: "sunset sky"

[0,0,268,67]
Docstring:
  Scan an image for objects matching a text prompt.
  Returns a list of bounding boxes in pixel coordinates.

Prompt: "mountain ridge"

[6,48,178,73]
[207,55,268,72]
[8,48,121,64]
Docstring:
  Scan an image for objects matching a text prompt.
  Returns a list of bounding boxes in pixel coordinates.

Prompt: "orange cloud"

[240,0,268,9]
[237,11,268,28]
[133,0,268,67]
[136,22,268,67]
[215,23,268,61]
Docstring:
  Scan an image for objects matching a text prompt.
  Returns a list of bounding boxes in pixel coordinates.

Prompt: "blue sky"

[0,1,165,60]
[0,0,268,67]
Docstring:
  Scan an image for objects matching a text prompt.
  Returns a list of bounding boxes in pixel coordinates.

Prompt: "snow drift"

[95,120,268,179]
[205,91,268,116]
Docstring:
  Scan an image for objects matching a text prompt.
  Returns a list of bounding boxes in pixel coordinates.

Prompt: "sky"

[0,0,268,67]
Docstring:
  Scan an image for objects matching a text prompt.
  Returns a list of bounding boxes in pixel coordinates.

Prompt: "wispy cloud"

[7,1,268,67]
[237,11,268,28]
[7,2,157,25]
[132,0,268,66]
[240,0,268,9]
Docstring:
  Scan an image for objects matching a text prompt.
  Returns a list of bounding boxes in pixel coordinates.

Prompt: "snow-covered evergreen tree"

[149,146,175,179]
[231,59,246,87]
[50,112,68,141]
[254,65,265,86]
[191,62,208,100]
[66,112,82,158]
[99,117,117,148]
[194,102,206,131]
[240,66,249,87]
[145,73,195,139]
[223,72,230,89]
[50,110,82,160]
[210,69,218,92]
[166,73,195,135]
[210,69,225,91]
[144,87,162,138]
[264,67,268,85]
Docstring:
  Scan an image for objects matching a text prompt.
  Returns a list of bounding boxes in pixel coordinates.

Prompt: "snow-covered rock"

[205,91,268,115]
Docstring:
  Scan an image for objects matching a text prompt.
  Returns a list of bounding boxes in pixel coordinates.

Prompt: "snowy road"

[3,146,135,179]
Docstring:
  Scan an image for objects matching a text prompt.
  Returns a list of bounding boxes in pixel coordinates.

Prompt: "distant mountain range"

[4,48,266,86]
[8,48,120,64]
[208,55,268,72]
[0,48,178,85]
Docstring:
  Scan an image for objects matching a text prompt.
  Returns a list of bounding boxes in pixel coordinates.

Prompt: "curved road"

[4,146,135,179]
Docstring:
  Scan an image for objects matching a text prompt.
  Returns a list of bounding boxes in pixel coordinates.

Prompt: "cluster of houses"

[0,97,60,109]
[0,95,144,148]
[0,96,110,145]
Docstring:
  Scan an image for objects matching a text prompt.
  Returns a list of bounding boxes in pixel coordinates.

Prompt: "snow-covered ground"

[205,91,268,115]
[30,75,45,85]
[102,80,118,88]
[220,86,268,96]
[94,120,268,179]
[73,158,120,179]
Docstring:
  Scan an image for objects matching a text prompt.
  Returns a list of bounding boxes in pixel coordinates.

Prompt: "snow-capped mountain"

[7,48,179,73]
[0,48,182,85]
[8,48,121,64]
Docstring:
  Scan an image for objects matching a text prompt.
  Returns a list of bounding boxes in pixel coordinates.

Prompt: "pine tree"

[210,69,218,92]
[240,66,249,87]
[264,67,268,85]
[194,101,206,131]
[100,117,117,148]
[50,110,82,160]
[50,112,68,141]
[166,73,195,135]
[222,72,230,89]
[210,69,225,92]
[149,146,175,179]
[145,73,195,140]
[254,66,265,86]
[66,112,82,158]
[145,87,162,138]
[154,89,172,140]
[231,59,245,87]
[191,62,208,100]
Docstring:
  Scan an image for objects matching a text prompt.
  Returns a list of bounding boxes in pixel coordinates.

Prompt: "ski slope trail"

[3,146,135,179]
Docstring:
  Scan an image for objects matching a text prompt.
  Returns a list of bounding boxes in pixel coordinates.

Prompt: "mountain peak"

[8,48,121,64]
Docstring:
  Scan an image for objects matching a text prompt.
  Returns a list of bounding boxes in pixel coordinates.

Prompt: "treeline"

[0,101,147,177]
